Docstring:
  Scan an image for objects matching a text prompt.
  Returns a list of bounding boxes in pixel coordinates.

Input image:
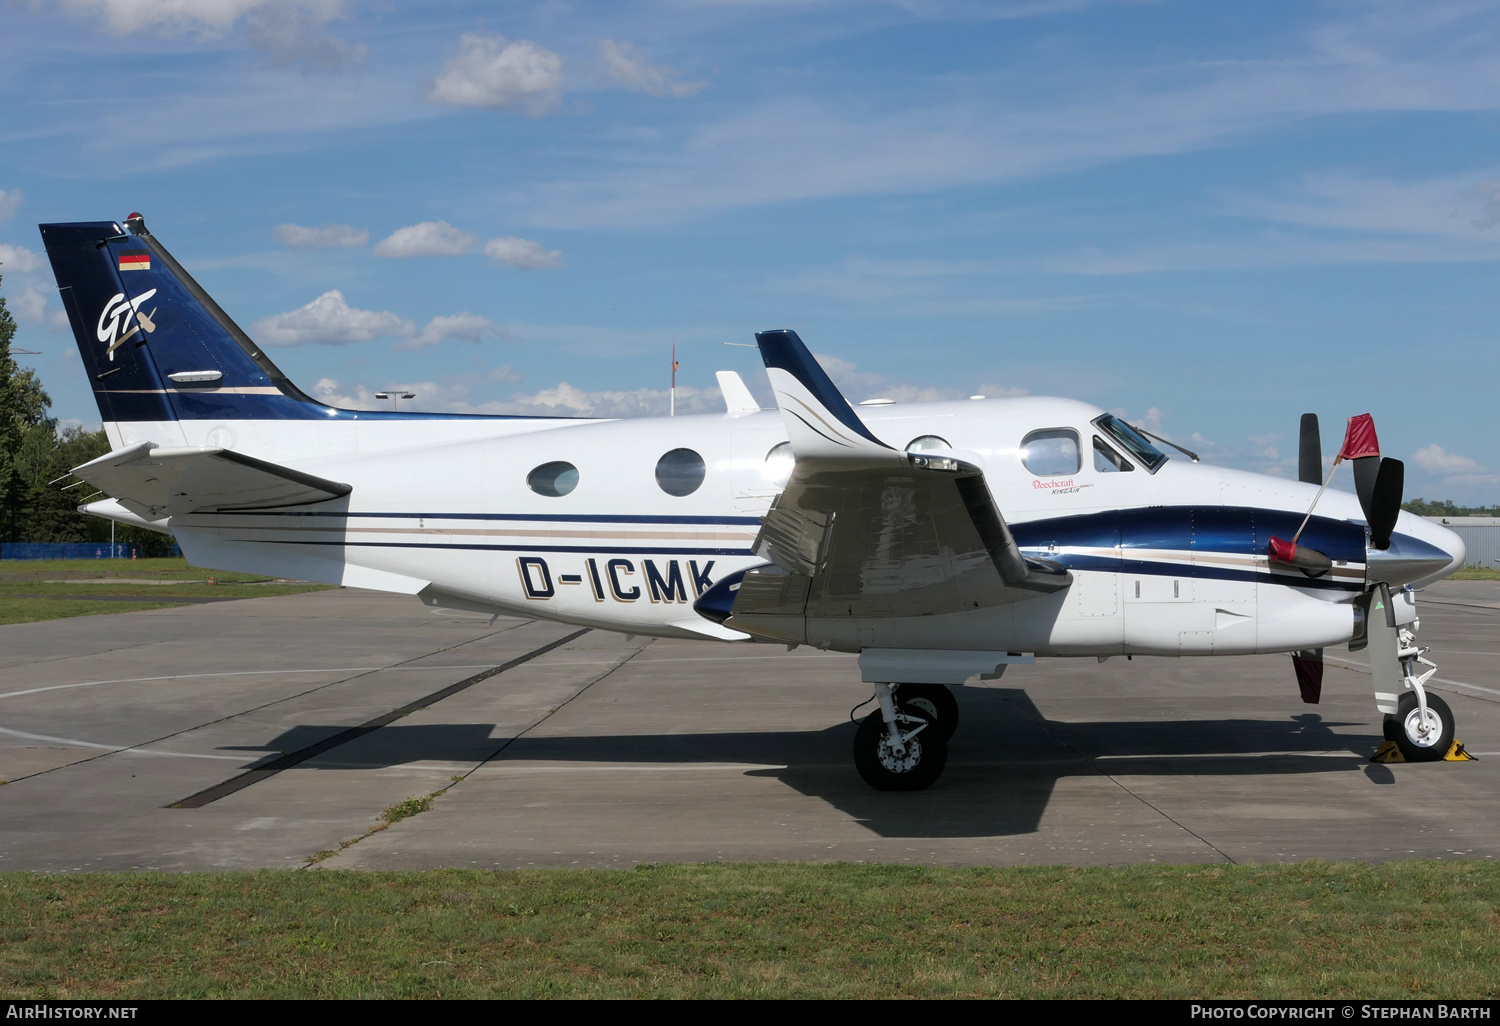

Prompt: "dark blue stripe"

[214,511,763,525]
[1011,505,1368,566]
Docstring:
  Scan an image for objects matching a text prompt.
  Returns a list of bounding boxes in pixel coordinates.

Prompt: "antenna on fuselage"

[670,341,679,417]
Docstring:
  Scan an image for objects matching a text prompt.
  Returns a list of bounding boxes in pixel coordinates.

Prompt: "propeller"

[1293,649,1323,704]
[1365,457,1404,551]
[1298,413,1321,486]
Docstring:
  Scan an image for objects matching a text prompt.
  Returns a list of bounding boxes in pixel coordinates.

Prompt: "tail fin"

[39,213,322,427]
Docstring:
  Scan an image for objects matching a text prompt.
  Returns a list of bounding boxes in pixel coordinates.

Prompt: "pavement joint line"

[310,634,655,868]
[459,637,653,780]
[0,619,539,788]
[171,627,591,809]
[1026,703,1238,865]
[1414,597,1500,612]
[0,724,247,759]
[1324,657,1500,700]
[0,665,536,703]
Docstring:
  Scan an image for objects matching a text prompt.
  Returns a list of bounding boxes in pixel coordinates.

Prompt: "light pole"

[374,390,415,412]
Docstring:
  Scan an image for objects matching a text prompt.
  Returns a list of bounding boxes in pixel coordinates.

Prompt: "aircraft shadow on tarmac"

[220,688,1385,839]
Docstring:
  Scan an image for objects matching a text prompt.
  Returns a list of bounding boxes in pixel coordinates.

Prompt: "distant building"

[1423,516,1500,568]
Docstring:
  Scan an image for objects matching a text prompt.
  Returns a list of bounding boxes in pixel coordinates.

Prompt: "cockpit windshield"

[1093,414,1167,473]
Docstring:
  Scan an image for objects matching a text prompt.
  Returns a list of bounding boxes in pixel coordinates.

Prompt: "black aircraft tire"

[853,708,948,791]
[1383,714,1401,743]
[1392,692,1454,763]
[896,683,960,740]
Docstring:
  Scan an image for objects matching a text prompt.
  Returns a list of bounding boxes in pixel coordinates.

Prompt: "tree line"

[1401,498,1500,519]
[0,274,175,554]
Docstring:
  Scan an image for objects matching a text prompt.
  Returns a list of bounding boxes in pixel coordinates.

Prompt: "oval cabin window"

[655,448,706,497]
[527,461,579,497]
[763,441,794,490]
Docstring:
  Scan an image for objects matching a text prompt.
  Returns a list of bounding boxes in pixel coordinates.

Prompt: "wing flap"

[73,441,351,518]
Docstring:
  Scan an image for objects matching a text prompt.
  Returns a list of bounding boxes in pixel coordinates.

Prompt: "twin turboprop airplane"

[40,214,1469,790]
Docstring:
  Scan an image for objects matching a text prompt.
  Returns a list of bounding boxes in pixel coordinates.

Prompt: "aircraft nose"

[1367,513,1466,589]
[1437,523,1467,580]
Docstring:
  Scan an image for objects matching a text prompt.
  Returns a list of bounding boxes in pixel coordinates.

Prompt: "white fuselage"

[104,395,1466,658]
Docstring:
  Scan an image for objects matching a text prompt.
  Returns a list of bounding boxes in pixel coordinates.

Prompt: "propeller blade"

[1368,458,1404,550]
[1352,456,1381,521]
[1298,413,1321,485]
[1293,649,1323,704]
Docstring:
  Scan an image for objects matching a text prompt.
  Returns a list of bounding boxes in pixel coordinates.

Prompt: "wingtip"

[751,329,892,455]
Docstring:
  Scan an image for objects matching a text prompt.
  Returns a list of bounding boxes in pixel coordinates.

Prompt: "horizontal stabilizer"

[716,370,761,414]
[73,440,351,518]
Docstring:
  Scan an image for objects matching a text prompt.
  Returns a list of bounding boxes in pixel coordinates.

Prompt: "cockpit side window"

[1093,435,1134,473]
[1020,428,1081,477]
[1093,414,1167,473]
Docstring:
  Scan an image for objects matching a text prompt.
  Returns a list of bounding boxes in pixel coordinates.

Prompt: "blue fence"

[0,542,182,560]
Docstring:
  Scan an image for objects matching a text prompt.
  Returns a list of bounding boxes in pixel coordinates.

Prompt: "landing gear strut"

[894,683,959,740]
[852,683,948,790]
[1380,623,1455,762]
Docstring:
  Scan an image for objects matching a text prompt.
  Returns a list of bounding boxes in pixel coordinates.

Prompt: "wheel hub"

[876,733,923,773]
[1403,708,1442,747]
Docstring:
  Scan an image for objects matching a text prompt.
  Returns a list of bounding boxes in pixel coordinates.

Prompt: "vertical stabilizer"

[39,213,323,432]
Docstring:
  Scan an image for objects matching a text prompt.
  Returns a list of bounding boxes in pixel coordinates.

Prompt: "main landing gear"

[852,683,957,790]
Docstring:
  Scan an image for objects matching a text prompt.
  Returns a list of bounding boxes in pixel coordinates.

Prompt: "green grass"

[0,558,333,624]
[1,861,1498,998]
[1452,567,1500,580]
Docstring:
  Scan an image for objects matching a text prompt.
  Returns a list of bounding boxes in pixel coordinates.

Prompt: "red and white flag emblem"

[119,252,150,272]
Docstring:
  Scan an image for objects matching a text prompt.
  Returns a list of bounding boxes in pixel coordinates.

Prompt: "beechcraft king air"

[40,214,1470,789]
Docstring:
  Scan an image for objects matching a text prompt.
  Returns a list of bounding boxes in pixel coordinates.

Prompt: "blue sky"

[2,0,1498,501]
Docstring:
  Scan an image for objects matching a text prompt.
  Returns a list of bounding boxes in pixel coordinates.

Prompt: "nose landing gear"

[1384,691,1455,762]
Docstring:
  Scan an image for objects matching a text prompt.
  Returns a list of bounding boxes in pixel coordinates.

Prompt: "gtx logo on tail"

[97,289,158,360]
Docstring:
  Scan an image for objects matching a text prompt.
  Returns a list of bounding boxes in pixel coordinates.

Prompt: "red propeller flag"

[1338,413,1379,463]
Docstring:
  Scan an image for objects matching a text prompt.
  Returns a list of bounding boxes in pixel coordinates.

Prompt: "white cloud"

[241,2,365,69]
[427,33,564,116]
[483,236,563,269]
[1412,443,1485,475]
[1231,171,1500,242]
[252,290,412,347]
[308,375,724,418]
[396,312,510,352]
[8,284,50,322]
[513,4,1500,229]
[598,39,707,99]
[275,222,369,249]
[0,244,43,274]
[52,0,364,68]
[1474,181,1500,228]
[816,353,975,404]
[974,383,1031,399]
[374,221,477,258]
[0,189,21,223]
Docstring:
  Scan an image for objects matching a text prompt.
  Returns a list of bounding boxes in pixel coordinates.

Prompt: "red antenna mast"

[670,342,679,417]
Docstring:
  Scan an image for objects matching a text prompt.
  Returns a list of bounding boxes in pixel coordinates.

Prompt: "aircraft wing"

[72,440,351,519]
[729,330,1070,622]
